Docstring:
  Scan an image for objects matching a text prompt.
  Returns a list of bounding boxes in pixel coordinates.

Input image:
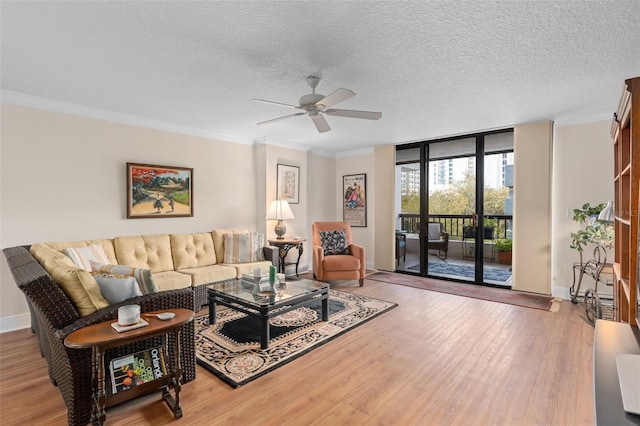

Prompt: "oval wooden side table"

[64,308,194,425]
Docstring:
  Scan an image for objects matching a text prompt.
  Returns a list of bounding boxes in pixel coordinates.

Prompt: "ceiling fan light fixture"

[252,76,381,133]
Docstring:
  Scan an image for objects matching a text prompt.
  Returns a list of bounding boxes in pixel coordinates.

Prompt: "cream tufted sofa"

[29,229,277,313]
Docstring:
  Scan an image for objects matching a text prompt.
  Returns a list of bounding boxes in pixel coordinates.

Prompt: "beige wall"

[513,121,553,294]
[374,145,396,271]
[0,104,260,326]
[551,119,613,298]
[263,144,309,273]
[336,149,376,270]
[0,102,615,330]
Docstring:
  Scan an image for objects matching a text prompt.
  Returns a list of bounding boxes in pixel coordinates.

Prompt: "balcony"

[396,213,513,286]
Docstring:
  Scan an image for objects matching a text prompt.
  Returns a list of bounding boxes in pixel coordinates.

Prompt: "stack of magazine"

[109,347,167,394]
[241,273,267,290]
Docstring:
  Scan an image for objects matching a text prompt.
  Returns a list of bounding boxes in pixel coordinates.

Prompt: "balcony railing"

[398,213,512,240]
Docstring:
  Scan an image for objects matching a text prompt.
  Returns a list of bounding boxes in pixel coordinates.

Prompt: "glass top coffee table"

[207,278,329,349]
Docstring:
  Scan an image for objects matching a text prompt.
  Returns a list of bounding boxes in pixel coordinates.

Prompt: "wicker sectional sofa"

[3,229,277,425]
[28,228,278,313]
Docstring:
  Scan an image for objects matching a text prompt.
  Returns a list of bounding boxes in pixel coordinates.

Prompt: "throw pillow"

[320,230,350,256]
[223,232,265,264]
[42,257,109,317]
[91,272,143,304]
[63,244,110,271]
[90,261,158,295]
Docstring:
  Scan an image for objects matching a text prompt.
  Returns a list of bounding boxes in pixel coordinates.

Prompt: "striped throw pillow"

[223,232,265,264]
[90,261,158,295]
[63,244,110,271]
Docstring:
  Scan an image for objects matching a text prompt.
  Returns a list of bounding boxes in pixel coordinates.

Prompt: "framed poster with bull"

[343,173,366,227]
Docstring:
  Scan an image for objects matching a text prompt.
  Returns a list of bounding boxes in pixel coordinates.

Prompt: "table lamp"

[266,199,295,239]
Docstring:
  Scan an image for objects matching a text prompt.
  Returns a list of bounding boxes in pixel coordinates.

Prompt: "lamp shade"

[597,201,614,222]
[266,200,295,220]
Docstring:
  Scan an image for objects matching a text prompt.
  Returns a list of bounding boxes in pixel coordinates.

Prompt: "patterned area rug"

[408,262,512,282]
[195,290,397,387]
[368,271,553,311]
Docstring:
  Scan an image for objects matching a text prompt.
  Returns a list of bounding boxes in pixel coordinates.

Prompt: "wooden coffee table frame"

[208,279,329,349]
[64,309,194,425]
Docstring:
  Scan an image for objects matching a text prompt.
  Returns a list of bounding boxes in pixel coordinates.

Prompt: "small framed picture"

[277,164,300,204]
[127,163,193,218]
[343,173,367,227]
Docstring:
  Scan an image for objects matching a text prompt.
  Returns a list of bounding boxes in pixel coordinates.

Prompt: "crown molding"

[1,90,253,145]
[336,147,375,159]
[553,112,612,127]
[254,136,311,152]
[308,147,337,158]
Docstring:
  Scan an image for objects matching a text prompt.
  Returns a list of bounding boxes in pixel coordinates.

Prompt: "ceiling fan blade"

[257,112,306,126]
[316,88,355,110]
[252,99,305,110]
[310,114,331,133]
[325,108,382,120]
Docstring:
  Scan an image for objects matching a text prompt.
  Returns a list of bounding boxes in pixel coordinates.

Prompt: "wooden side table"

[268,238,306,276]
[64,309,194,425]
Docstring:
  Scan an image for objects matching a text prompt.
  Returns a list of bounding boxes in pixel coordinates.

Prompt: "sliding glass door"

[395,130,514,287]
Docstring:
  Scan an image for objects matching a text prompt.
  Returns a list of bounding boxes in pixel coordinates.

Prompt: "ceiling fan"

[252,76,382,133]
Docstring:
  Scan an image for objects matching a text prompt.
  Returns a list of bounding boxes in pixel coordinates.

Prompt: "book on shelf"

[109,347,167,394]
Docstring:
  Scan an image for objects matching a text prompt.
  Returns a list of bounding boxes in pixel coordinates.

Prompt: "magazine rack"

[64,309,194,425]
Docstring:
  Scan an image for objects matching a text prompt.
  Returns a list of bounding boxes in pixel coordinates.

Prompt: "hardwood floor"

[0,278,595,425]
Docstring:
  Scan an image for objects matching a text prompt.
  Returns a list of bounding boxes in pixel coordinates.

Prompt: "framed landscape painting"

[277,164,300,204]
[127,163,193,218]
[343,173,367,227]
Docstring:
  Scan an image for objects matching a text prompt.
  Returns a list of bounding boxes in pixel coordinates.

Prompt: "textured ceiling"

[2,1,639,154]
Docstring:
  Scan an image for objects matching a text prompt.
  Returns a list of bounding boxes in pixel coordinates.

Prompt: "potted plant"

[569,202,614,264]
[495,239,512,265]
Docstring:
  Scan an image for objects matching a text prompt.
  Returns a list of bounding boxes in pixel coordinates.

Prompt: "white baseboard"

[552,286,571,300]
[551,285,613,301]
[0,313,31,334]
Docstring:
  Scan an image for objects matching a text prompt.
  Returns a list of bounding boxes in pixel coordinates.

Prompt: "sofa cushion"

[113,234,174,273]
[320,229,350,255]
[212,228,248,262]
[40,239,118,264]
[170,233,217,269]
[63,244,110,271]
[30,243,77,268]
[150,271,193,291]
[223,232,265,264]
[322,254,361,272]
[92,272,142,304]
[90,261,158,295]
[41,257,109,317]
[176,264,237,286]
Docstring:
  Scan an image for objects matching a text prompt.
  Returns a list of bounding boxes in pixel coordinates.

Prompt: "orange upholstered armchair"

[312,222,365,287]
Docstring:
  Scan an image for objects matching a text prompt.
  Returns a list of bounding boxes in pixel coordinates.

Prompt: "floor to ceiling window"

[395,129,514,287]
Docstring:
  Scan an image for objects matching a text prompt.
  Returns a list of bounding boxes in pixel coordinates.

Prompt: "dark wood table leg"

[260,314,270,349]
[295,242,303,276]
[209,299,217,325]
[162,330,183,418]
[321,292,329,321]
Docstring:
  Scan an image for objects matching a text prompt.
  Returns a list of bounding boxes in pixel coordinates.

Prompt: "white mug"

[118,304,140,326]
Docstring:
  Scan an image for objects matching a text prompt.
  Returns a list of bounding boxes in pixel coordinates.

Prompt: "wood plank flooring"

[0,278,595,425]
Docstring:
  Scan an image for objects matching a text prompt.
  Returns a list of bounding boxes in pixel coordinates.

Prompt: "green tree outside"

[401,171,509,235]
